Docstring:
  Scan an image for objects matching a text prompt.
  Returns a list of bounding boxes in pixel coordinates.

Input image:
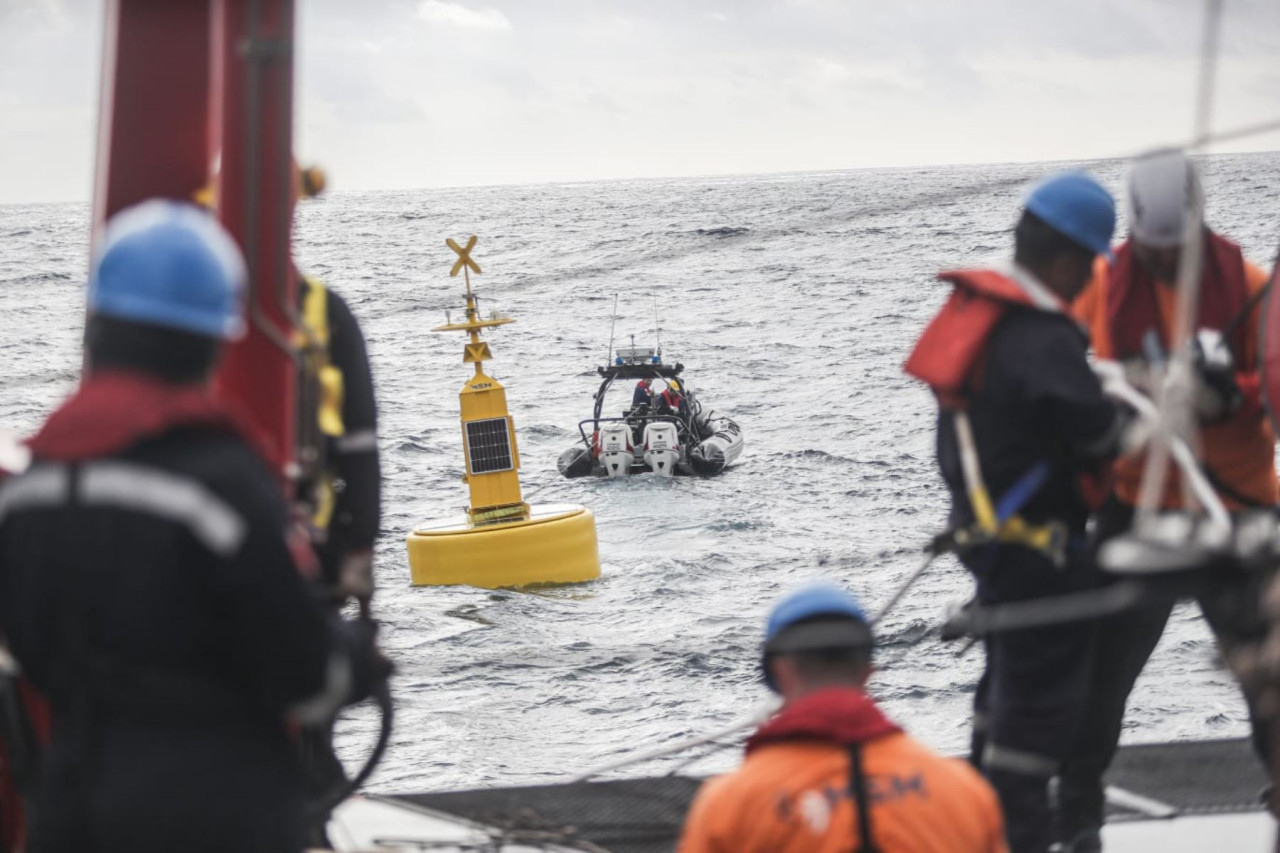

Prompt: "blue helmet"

[89,200,247,340]
[762,583,873,692]
[1024,172,1116,257]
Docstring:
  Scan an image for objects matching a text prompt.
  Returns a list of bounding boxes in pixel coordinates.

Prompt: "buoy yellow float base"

[407,502,600,588]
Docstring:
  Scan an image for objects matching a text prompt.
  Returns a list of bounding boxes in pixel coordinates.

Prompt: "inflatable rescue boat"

[557,344,743,478]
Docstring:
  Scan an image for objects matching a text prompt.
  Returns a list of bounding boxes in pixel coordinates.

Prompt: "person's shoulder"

[993,306,1088,354]
[1244,259,1270,294]
[877,732,998,802]
[322,282,354,314]
[129,428,284,517]
[691,747,806,808]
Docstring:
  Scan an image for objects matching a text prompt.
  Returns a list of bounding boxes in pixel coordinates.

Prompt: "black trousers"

[1057,497,1273,839]
[965,543,1100,853]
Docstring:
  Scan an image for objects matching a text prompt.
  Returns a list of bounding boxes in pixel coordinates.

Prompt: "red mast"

[212,0,299,488]
[91,1,213,227]
[90,0,300,488]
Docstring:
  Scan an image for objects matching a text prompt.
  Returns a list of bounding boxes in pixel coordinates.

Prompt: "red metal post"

[211,0,299,488]
[91,0,213,232]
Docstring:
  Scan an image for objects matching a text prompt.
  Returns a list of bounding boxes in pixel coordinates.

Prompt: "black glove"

[1191,329,1242,423]
[335,617,393,706]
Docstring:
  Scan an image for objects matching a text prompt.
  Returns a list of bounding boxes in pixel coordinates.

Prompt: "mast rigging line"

[1134,0,1222,521]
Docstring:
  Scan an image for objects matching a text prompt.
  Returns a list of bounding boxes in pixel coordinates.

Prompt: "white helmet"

[1127,148,1202,249]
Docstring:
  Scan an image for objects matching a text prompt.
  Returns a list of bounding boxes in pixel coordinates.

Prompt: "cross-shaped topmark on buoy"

[447,236,481,278]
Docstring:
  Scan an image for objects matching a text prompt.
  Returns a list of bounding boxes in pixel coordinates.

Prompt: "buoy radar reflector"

[406,236,601,588]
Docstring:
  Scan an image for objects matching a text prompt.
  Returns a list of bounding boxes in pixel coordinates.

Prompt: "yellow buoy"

[406,236,601,588]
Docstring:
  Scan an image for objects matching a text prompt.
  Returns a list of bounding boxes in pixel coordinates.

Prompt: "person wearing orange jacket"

[679,583,1007,853]
[1061,148,1278,852]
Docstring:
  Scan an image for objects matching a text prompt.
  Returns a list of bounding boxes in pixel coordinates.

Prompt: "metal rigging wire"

[1133,0,1222,521]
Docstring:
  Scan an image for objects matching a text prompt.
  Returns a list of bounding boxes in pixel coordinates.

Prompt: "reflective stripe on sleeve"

[335,428,378,454]
[983,743,1059,777]
[0,465,70,521]
[80,461,248,557]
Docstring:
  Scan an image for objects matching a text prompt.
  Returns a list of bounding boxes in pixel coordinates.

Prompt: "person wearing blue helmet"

[904,173,1128,852]
[680,583,1007,853]
[0,200,386,853]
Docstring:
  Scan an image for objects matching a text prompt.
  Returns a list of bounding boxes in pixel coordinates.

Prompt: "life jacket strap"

[298,276,346,532]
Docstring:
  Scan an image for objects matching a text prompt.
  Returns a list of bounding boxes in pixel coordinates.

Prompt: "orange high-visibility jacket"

[679,688,1007,853]
[1073,241,1277,509]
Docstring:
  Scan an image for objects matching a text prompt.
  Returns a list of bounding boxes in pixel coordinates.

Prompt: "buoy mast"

[434,236,526,524]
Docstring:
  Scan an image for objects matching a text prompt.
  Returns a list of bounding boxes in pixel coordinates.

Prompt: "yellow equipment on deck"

[406,236,601,588]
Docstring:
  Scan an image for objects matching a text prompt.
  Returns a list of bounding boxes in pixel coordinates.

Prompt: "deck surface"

[342,737,1274,852]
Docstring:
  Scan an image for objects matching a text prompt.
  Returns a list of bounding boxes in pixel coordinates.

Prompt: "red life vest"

[904,268,1064,409]
[26,371,318,578]
[661,388,683,409]
[745,687,901,753]
[1106,230,1249,362]
[907,268,1113,512]
[29,370,272,463]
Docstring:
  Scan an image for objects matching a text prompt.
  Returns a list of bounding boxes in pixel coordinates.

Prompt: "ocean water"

[2,153,1278,794]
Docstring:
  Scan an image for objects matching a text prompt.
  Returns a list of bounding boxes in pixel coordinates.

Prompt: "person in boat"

[678,583,1007,853]
[0,201,386,852]
[655,379,691,427]
[631,378,654,413]
[904,172,1125,853]
[1060,149,1278,851]
[625,379,654,444]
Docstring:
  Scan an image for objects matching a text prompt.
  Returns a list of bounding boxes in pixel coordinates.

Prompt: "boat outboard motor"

[642,422,680,477]
[598,423,635,477]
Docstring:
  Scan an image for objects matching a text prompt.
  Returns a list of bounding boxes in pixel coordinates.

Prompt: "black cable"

[848,744,879,853]
[307,674,395,827]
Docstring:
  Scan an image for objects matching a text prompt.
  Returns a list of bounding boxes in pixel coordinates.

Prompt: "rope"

[1134,0,1225,520]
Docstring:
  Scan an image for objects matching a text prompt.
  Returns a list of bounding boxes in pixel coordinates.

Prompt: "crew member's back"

[0,201,381,853]
[683,714,1005,852]
[679,583,1006,853]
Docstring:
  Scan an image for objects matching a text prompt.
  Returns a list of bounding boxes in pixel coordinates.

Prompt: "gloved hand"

[339,549,374,603]
[338,618,393,706]
[1189,329,1242,423]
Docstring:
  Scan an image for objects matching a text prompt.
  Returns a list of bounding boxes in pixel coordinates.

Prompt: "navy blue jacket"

[937,307,1120,535]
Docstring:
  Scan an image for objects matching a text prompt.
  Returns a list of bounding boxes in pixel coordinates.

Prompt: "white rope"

[1133,0,1223,522]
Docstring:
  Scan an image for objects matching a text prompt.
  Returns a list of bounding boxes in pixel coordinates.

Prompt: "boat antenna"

[605,293,619,365]
[653,293,662,357]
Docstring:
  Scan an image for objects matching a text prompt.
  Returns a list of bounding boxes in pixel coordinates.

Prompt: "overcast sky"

[2,0,1279,204]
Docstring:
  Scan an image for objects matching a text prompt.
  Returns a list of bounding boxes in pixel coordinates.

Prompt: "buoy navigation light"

[406,236,601,588]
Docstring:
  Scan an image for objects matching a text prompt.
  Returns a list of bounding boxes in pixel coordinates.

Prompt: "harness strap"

[301,276,345,440]
[299,276,345,532]
[848,743,879,853]
[994,462,1051,524]
[952,412,1069,565]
